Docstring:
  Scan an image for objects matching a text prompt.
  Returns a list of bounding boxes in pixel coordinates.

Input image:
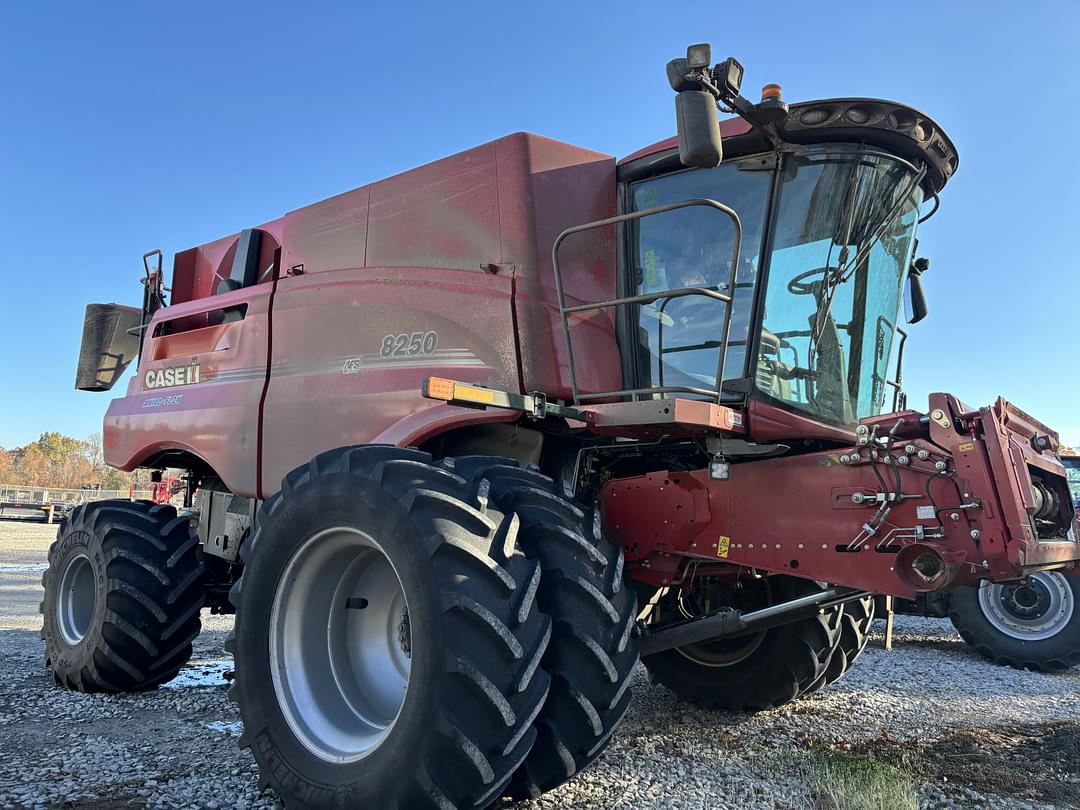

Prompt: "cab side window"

[628,162,771,393]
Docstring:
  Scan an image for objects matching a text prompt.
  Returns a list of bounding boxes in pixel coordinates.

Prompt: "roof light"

[761,83,783,101]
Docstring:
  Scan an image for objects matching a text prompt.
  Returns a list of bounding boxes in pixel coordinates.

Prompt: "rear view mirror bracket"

[668,43,791,169]
[904,257,930,324]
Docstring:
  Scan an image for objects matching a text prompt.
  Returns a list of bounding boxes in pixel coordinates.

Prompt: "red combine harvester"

[45,44,1078,808]
[148,474,185,505]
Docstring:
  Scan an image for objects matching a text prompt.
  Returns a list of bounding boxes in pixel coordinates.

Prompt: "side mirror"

[667,45,723,169]
[675,90,722,168]
[904,269,929,324]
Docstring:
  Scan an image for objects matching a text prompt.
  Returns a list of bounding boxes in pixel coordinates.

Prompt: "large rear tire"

[643,575,841,712]
[227,446,552,809]
[447,457,639,800]
[41,500,204,692]
[948,572,1080,671]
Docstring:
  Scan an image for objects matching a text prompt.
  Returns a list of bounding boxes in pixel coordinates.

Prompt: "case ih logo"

[145,361,201,390]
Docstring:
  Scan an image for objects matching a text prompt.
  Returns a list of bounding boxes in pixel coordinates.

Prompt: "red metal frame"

[97,117,1079,598]
[104,133,620,498]
[603,393,1077,596]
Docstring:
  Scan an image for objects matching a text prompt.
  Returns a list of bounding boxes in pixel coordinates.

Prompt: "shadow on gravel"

[814,722,1080,808]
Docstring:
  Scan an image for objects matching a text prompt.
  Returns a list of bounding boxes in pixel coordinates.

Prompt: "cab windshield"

[628,144,923,425]
[1064,457,1080,507]
[759,147,923,423]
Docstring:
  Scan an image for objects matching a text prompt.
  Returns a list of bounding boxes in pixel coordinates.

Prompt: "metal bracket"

[422,377,588,422]
[421,377,746,437]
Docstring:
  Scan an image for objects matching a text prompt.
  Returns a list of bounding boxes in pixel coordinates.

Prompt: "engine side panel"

[259,267,520,497]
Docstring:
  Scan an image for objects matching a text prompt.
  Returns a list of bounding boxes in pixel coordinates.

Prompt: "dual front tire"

[227,447,639,809]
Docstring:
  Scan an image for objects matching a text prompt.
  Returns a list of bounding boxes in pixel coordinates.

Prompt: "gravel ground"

[2,519,1078,809]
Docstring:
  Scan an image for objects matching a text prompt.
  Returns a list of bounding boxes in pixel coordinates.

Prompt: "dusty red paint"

[99,120,1077,596]
[603,393,1077,596]
[104,133,620,498]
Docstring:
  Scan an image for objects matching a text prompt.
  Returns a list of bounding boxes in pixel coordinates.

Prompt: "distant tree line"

[0,432,147,491]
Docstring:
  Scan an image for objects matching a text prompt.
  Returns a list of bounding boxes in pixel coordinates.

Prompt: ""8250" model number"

[380,331,438,358]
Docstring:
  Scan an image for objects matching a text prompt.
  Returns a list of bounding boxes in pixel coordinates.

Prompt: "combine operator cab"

[429,44,1077,679]
[1064,453,1080,508]
[544,46,1076,596]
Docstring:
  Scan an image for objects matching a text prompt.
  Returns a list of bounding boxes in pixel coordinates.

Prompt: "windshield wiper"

[810,162,928,348]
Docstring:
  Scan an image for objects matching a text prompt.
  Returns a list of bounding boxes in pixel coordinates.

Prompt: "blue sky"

[1,2,1077,449]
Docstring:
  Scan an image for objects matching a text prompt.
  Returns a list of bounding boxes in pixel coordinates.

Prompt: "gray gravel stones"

[2,521,1077,809]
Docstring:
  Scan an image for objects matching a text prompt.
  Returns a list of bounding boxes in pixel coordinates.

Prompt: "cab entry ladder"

[550,198,743,404]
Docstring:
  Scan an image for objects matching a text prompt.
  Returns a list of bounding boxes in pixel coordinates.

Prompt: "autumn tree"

[85,432,106,472]
[0,449,13,483]
[0,432,141,491]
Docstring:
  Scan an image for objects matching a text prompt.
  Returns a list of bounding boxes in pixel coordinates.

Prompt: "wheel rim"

[269,526,411,763]
[977,571,1075,641]
[56,553,96,645]
[673,578,769,667]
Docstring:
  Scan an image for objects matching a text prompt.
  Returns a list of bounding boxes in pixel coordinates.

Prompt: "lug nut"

[897,455,909,465]
[918,450,930,460]
[935,461,947,471]
[905,445,916,454]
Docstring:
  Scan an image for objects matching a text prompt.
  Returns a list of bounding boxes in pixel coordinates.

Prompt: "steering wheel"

[643,294,725,329]
[672,294,724,323]
[786,266,834,296]
[640,305,675,327]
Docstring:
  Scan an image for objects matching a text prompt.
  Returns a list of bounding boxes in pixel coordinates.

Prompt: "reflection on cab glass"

[630,161,771,392]
[630,145,924,426]
[1064,457,1080,506]
[757,150,923,424]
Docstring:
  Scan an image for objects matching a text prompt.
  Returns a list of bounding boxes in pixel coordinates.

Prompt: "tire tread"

[228,445,551,809]
[42,500,204,693]
[453,457,640,800]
